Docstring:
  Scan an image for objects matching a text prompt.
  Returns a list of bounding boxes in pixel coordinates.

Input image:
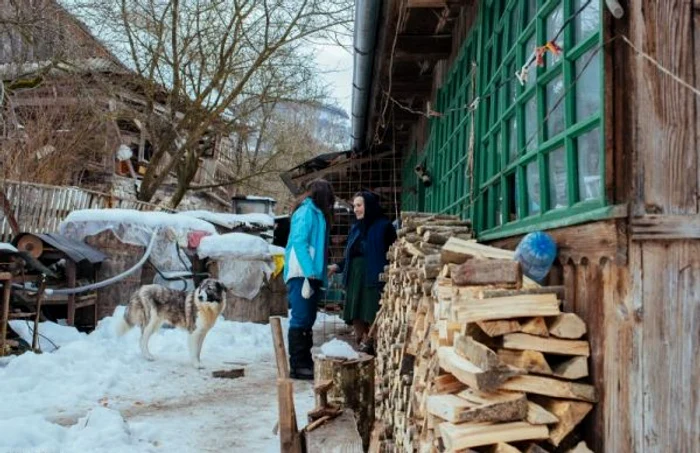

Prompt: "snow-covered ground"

[0,309,350,452]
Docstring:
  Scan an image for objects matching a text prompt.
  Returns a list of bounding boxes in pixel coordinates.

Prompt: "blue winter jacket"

[338,217,396,288]
[284,198,328,287]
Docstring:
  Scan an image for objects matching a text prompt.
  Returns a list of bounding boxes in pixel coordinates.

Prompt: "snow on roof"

[0,243,18,253]
[232,195,277,203]
[62,209,217,234]
[180,211,274,228]
[197,233,272,260]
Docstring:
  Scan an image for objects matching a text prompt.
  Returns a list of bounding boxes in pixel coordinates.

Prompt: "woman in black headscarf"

[328,192,397,349]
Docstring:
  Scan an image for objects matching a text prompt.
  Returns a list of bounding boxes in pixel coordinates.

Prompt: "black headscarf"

[356,191,383,235]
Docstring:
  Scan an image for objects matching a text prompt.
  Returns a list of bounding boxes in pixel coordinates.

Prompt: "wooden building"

[301,0,698,451]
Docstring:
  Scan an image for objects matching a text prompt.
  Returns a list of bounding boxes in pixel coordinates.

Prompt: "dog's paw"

[192,361,204,370]
[144,354,156,361]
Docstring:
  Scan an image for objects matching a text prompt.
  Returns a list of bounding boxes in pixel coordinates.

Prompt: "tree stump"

[313,351,375,451]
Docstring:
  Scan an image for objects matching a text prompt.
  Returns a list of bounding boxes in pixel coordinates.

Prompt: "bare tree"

[68,0,352,208]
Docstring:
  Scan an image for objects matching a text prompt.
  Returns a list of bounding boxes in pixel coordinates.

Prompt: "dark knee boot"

[288,328,314,380]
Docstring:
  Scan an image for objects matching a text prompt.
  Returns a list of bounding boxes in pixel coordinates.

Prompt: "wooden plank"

[452,294,560,323]
[502,333,590,357]
[631,215,700,240]
[477,319,522,337]
[438,347,519,391]
[520,317,549,337]
[450,259,522,287]
[499,376,597,403]
[542,400,594,447]
[552,356,589,380]
[526,401,559,425]
[497,349,553,375]
[439,421,549,450]
[548,313,587,339]
[427,390,527,424]
[277,378,302,453]
[305,410,363,453]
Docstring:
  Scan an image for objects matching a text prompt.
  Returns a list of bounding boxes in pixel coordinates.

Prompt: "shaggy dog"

[116,278,227,368]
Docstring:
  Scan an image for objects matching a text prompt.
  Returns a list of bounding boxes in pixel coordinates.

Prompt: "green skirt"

[342,257,381,324]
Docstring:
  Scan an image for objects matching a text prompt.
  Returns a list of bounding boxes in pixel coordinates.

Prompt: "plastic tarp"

[198,233,283,300]
[59,210,217,289]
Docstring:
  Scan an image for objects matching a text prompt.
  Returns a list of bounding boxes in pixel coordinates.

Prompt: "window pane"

[575,49,601,122]
[524,0,538,26]
[523,34,537,90]
[545,4,564,67]
[526,161,541,215]
[548,147,568,209]
[524,95,538,151]
[546,73,565,138]
[506,172,517,222]
[574,0,600,44]
[508,115,518,161]
[577,128,602,201]
[494,130,502,171]
[493,183,503,226]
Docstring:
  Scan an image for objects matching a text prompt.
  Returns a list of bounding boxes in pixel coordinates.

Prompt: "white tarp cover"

[197,233,278,299]
[59,210,217,290]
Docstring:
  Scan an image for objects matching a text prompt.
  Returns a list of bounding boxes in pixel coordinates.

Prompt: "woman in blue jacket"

[328,192,397,351]
[284,179,335,380]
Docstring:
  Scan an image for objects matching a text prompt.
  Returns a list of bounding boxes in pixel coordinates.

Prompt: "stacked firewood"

[371,213,597,453]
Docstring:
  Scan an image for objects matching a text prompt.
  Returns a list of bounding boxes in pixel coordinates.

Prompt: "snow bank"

[319,338,359,360]
[180,211,274,228]
[0,306,281,452]
[8,319,86,352]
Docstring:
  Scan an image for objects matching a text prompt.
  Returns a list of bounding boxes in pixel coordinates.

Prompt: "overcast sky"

[313,42,353,117]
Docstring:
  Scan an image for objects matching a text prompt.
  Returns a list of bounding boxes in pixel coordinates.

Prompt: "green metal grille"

[401,0,606,239]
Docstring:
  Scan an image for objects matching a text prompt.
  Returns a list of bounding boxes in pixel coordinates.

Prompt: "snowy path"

[0,309,347,453]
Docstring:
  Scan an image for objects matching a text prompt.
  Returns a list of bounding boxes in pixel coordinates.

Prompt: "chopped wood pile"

[371,212,597,453]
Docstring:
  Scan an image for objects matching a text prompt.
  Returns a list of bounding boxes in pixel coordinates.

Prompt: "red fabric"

[187,230,212,249]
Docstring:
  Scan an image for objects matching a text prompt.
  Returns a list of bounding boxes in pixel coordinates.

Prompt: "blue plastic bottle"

[514,231,557,283]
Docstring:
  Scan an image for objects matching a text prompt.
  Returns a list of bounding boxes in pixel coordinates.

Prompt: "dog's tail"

[115,306,134,337]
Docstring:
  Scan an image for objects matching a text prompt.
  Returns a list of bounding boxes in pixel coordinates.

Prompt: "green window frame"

[416,33,479,219]
[473,0,606,239]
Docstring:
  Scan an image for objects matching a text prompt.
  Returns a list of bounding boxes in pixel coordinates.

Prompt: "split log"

[502,333,590,357]
[438,347,520,391]
[541,399,594,446]
[519,317,549,337]
[497,349,553,375]
[439,421,549,450]
[523,444,549,453]
[422,254,442,279]
[452,294,561,323]
[488,444,521,453]
[568,441,594,453]
[441,237,515,264]
[426,391,527,424]
[450,259,522,287]
[313,352,375,450]
[478,285,565,300]
[547,313,587,339]
[477,319,522,337]
[526,401,560,425]
[552,356,589,380]
[499,376,598,403]
[453,334,507,372]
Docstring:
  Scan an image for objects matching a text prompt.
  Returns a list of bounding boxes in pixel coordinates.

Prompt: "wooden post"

[270,317,302,453]
[66,260,76,326]
[0,273,11,357]
[270,316,289,378]
[32,277,47,351]
[314,352,375,450]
